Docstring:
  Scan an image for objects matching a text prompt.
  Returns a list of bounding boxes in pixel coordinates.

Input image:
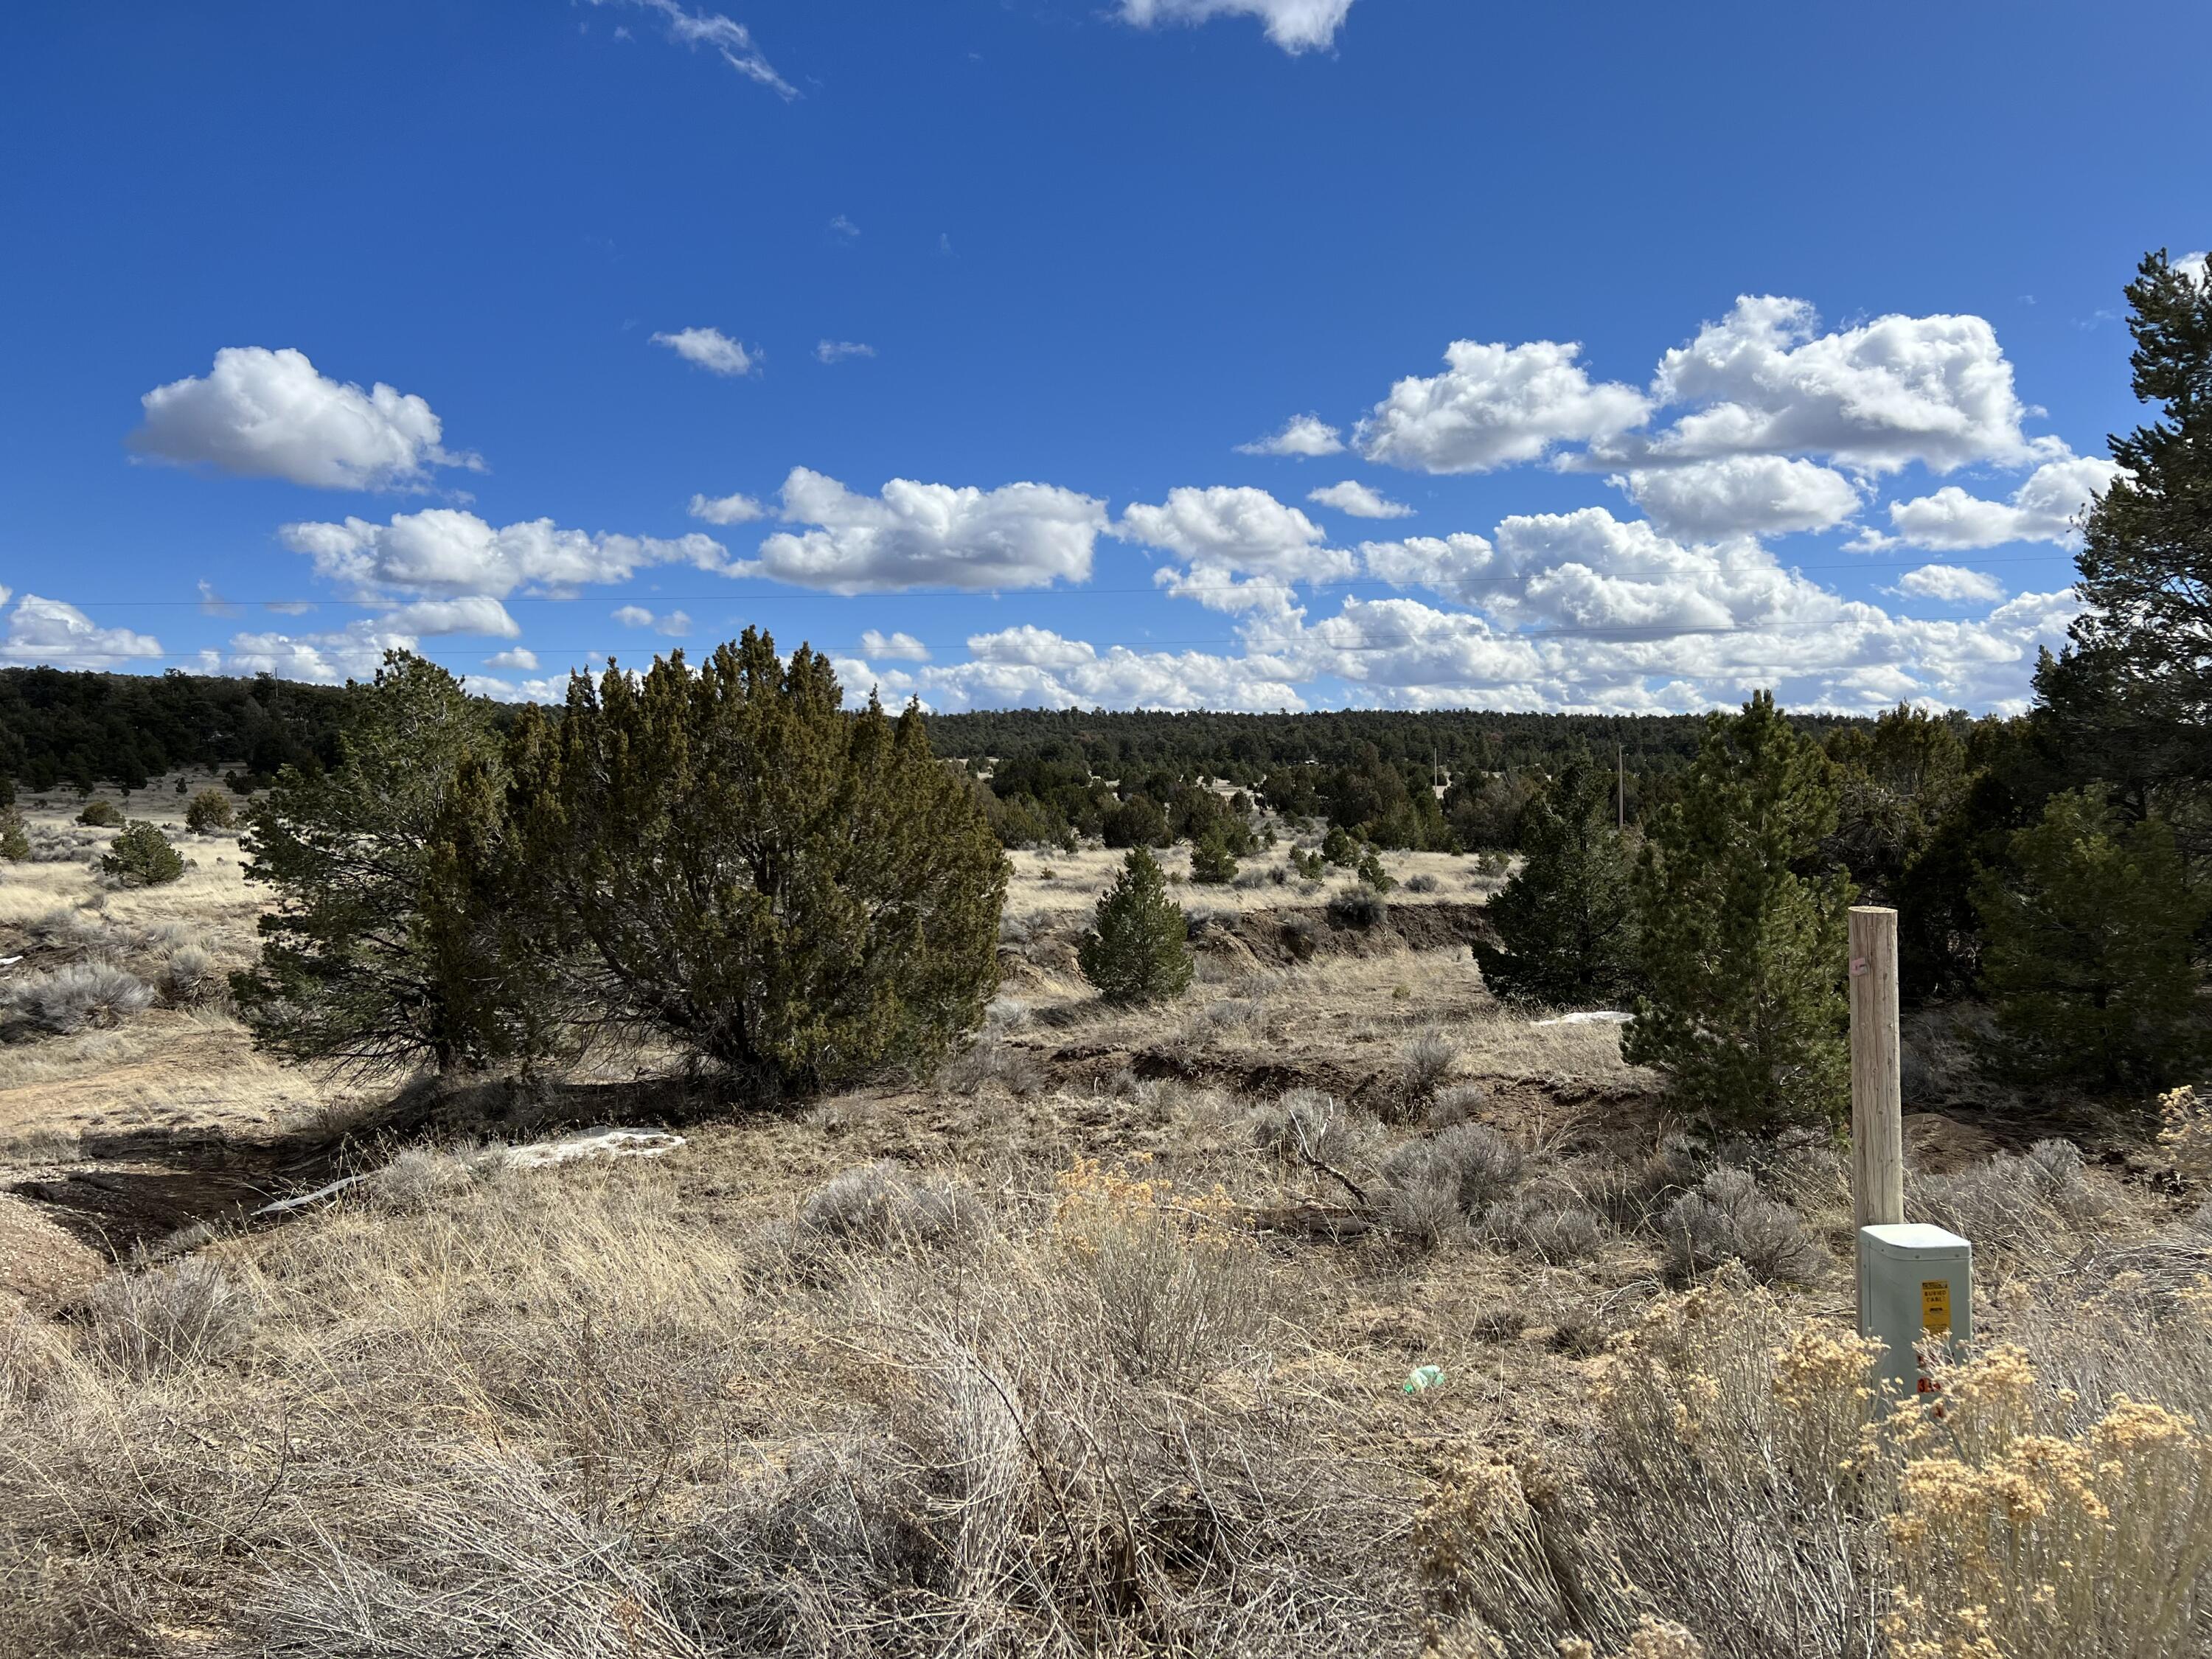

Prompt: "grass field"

[4,782,2210,1657]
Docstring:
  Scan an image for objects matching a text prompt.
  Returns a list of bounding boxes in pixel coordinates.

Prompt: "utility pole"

[1615,742,1625,831]
[1849,905,1905,1333]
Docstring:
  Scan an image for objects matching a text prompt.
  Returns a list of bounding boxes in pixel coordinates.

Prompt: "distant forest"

[0,664,1888,802]
[0,667,351,795]
[920,706,1877,778]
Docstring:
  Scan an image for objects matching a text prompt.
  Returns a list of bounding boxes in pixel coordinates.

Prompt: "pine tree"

[100,821,184,887]
[2035,251,2212,844]
[1474,755,1636,1006]
[0,807,27,862]
[1189,833,1237,884]
[232,652,524,1075]
[1078,846,1194,1005]
[507,631,1006,1098]
[1973,790,2208,1088]
[1625,692,1855,1132]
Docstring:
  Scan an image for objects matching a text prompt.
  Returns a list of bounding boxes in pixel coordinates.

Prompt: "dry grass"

[3,795,2206,1656]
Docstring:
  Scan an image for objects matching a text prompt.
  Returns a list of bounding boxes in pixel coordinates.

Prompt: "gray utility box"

[1859,1222,1973,1397]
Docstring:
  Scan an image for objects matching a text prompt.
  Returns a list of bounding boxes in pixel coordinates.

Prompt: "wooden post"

[1616,742,1625,831]
[1850,905,1905,1333]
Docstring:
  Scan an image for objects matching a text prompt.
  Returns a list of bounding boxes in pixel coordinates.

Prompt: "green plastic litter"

[1402,1364,1445,1394]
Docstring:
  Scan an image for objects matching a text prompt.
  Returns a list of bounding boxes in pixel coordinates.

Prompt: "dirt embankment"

[1194,898,1494,968]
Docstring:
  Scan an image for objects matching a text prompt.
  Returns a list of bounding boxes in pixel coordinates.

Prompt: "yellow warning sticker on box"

[1921,1280,1952,1335]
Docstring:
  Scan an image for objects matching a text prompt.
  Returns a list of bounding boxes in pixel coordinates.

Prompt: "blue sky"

[2,0,2205,714]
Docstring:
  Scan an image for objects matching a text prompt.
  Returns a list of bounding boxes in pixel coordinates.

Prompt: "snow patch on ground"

[1534,1010,1633,1027]
[254,1126,686,1216]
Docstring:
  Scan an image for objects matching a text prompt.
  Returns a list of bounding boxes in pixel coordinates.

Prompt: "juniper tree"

[1624,692,1855,1132]
[2036,251,2212,848]
[507,631,1005,1099]
[0,807,27,862]
[1973,790,2208,1089]
[184,788,236,833]
[1473,755,1636,1006]
[100,821,184,887]
[231,652,525,1075]
[1077,846,1194,1005]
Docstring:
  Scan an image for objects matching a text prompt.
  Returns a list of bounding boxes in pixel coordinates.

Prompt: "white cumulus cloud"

[613,605,691,636]
[378,596,521,638]
[1890,565,2006,604]
[1355,339,1652,474]
[1631,296,2055,476]
[131,347,480,491]
[486,647,540,672]
[1866,453,2124,551]
[859,628,930,661]
[281,508,734,599]
[689,490,766,524]
[1237,414,1344,457]
[815,339,874,363]
[652,327,757,377]
[1360,533,1499,607]
[1117,0,1354,53]
[0,594,164,667]
[1615,455,1863,539]
[1307,479,1413,519]
[745,467,1108,593]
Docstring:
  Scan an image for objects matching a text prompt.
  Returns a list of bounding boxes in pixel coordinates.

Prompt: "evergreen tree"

[1972,790,2208,1088]
[232,652,524,1075]
[100,821,184,887]
[2036,251,2212,846]
[1103,794,1170,848]
[0,807,27,863]
[1474,755,1636,1005]
[1189,833,1237,884]
[184,788,237,833]
[1078,846,1194,1005]
[507,631,1005,1098]
[76,799,119,827]
[1625,692,1855,1132]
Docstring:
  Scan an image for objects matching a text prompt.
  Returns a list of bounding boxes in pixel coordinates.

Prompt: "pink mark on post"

[1849,956,1869,977]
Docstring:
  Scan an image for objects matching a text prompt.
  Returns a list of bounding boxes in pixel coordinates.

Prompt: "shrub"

[1405,872,1439,894]
[184,788,236,833]
[1355,849,1395,891]
[75,799,121,828]
[99,820,184,887]
[1906,1138,2113,1259]
[508,633,1007,1097]
[1188,834,1238,884]
[1321,825,1357,866]
[1427,1081,1489,1127]
[0,807,27,862]
[1249,1087,1358,1166]
[156,945,223,1007]
[936,1036,1047,1097]
[83,1259,255,1378]
[1625,692,1854,1133]
[1660,1167,1823,1283]
[1973,790,2209,1090]
[1326,888,1386,930]
[1077,846,1193,1006]
[5,960,154,1035]
[1481,1190,1606,1262]
[796,1162,987,1252]
[1401,1027,1459,1097]
[1474,754,1638,1006]
[1380,1124,1526,1227]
